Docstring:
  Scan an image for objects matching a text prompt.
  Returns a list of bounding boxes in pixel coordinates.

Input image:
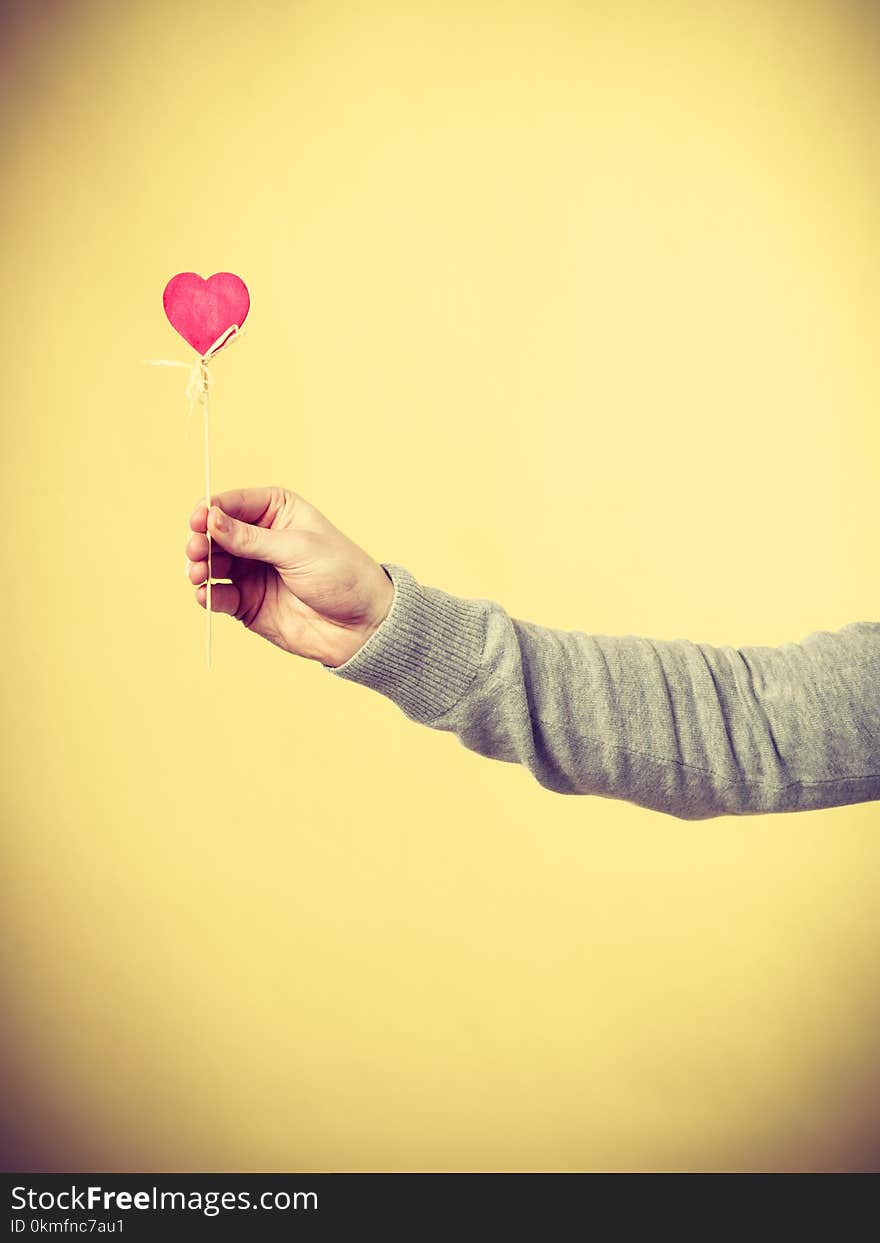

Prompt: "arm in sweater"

[326,563,880,820]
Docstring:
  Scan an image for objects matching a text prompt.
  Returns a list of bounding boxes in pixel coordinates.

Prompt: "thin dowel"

[202,359,212,668]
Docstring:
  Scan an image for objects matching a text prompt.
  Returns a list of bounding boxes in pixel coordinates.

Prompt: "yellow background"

[2,0,879,1171]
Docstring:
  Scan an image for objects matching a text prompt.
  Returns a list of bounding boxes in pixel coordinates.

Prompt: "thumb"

[208,505,287,564]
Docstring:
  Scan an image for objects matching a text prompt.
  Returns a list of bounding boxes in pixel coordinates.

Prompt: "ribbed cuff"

[324,563,488,724]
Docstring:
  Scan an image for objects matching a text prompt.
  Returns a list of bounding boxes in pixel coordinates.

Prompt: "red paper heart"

[163,272,250,356]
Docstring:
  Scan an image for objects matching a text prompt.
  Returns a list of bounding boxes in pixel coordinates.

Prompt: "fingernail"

[212,506,227,532]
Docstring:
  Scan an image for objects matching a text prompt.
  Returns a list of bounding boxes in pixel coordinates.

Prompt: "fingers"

[186,532,233,577]
[187,556,233,585]
[190,486,290,531]
[188,485,320,573]
[206,504,289,565]
[195,582,241,616]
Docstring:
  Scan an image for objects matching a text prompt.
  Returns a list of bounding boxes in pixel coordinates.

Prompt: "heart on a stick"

[163,272,250,357]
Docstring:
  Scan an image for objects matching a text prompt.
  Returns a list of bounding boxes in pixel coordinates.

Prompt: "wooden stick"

[146,324,244,671]
[202,357,212,668]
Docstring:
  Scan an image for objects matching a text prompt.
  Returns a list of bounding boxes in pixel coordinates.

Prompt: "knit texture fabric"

[325,563,880,820]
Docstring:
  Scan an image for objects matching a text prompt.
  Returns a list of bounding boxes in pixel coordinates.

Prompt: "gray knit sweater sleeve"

[325,562,880,820]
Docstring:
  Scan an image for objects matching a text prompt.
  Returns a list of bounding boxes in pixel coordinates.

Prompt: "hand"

[185,486,395,667]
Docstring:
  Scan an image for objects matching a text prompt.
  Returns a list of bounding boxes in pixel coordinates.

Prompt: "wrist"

[324,562,488,723]
[321,566,395,669]
[370,565,395,627]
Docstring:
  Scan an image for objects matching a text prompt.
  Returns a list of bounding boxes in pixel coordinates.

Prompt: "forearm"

[326,563,880,820]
